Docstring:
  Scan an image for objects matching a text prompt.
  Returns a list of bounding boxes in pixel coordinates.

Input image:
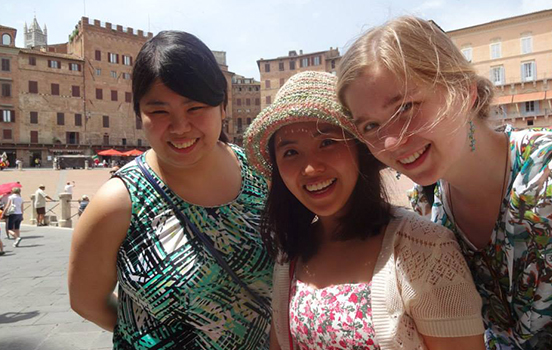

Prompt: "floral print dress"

[409,126,552,350]
[289,276,380,350]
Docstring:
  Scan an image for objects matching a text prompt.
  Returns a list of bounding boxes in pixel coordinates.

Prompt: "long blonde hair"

[337,16,494,138]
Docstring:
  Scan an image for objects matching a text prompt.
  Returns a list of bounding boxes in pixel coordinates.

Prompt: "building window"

[30,131,38,143]
[521,61,536,82]
[521,35,533,54]
[72,86,80,97]
[237,109,242,113]
[246,98,251,106]
[48,60,61,69]
[3,129,12,139]
[1,83,11,97]
[461,47,472,62]
[95,69,101,76]
[490,66,505,86]
[69,63,81,71]
[136,116,142,129]
[103,115,109,128]
[29,81,38,94]
[30,111,38,124]
[51,83,60,96]
[255,98,260,106]
[108,52,119,64]
[57,112,65,125]
[264,63,270,72]
[28,56,36,66]
[111,90,118,101]
[237,98,242,106]
[66,132,79,145]
[95,50,101,61]
[122,138,127,146]
[247,117,252,124]
[524,101,537,115]
[1,58,10,71]
[103,134,109,145]
[279,62,284,71]
[110,71,117,78]
[238,118,243,129]
[2,110,14,122]
[1,33,11,45]
[75,114,82,126]
[331,60,336,69]
[290,61,296,70]
[280,78,285,87]
[301,58,309,67]
[527,119,534,126]
[123,72,131,80]
[313,56,321,65]
[122,55,132,66]
[265,80,271,88]
[137,139,142,146]
[125,92,131,103]
[96,88,103,100]
[490,42,501,59]
[266,95,271,104]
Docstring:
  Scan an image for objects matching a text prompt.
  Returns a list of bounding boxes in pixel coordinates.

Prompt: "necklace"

[447,132,510,237]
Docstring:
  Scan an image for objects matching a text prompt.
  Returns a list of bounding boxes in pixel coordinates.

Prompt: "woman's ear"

[469,82,478,109]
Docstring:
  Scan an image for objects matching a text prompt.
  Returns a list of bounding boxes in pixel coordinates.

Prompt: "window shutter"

[130,56,133,65]
[48,60,51,68]
[11,110,15,123]
[78,64,81,71]
[116,54,119,64]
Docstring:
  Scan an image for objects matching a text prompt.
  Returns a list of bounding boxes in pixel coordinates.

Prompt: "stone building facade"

[230,75,260,145]
[0,25,20,165]
[448,9,552,129]
[257,48,341,110]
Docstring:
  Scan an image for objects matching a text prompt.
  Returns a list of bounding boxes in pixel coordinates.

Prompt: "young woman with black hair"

[245,71,485,350]
[68,31,273,349]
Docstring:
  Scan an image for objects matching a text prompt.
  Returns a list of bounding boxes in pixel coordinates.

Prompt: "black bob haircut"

[260,136,393,263]
[132,30,228,142]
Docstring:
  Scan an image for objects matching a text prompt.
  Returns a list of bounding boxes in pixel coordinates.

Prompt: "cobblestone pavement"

[0,167,414,350]
[0,224,111,350]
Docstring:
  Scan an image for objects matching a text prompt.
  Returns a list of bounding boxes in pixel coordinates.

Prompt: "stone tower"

[24,16,47,48]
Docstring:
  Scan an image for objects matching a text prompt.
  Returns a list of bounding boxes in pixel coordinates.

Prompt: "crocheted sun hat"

[244,71,358,178]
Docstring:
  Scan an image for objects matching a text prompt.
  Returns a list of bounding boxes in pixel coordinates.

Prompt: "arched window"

[2,34,12,46]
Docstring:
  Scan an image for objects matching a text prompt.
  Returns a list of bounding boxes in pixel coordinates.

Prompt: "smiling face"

[273,122,359,220]
[342,67,471,186]
[139,80,225,171]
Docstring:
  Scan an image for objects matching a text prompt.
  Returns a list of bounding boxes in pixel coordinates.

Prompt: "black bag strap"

[136,156,271,316]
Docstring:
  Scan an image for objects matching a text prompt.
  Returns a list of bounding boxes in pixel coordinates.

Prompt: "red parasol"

[97,149,124,156]
[0,182,22,196]
[122,149,144,157]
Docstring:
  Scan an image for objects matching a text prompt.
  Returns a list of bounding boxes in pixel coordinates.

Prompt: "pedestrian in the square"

[0,187,24,247]
[68,30,272,350]
[64,181,75,195]
[34,185,53,226]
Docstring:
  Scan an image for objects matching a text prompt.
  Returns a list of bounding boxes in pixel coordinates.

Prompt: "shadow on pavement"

[0,310,40,324]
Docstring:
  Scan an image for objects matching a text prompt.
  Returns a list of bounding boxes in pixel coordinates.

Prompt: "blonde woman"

[337,16,552,349]
[1,187,24,247]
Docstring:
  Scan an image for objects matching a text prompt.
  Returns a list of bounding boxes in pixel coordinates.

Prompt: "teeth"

[171,139,197,149]
[399,145,428,165]
[305,179,336,192]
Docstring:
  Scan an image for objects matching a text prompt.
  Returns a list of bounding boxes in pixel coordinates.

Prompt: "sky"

[1,0,551,80]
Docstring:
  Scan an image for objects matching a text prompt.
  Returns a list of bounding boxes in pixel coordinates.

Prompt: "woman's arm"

[0,199,10,220]
[269,320,282,350]
[68,178,131,331]
[423,334,485,350]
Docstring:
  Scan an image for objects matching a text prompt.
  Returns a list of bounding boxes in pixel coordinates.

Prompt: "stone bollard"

[84,159,89,170]
[17,162,22,170]
[59,193,72,228]
[29,194,37,225]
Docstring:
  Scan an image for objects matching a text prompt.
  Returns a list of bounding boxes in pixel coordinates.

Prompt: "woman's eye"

[363,122,379,133]
[321,139,337,147]
[189,106,204,112]
[150,110,168,115]
[282,149,298,158]
[398,102,413,114]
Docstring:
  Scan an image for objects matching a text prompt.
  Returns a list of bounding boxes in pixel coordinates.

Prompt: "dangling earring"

[468,120,476,152]
[395,171,402,180]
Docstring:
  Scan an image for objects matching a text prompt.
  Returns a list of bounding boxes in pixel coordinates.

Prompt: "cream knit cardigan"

[272,208,484,350]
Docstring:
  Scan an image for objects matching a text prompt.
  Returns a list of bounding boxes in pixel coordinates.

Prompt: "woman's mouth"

[170,138,198,150]
[304,178,336,193]
[398,145,429,165]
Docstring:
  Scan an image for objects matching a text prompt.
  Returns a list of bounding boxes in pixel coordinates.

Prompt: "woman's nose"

[302,161,325,176]
[169,113,192,134]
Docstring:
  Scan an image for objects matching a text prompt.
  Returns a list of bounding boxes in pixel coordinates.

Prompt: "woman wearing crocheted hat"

[244,71,485,350]
[338,16,552,349]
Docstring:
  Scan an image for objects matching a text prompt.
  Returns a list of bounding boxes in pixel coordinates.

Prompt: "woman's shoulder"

[389,207,456,244]
[509,127,552,160]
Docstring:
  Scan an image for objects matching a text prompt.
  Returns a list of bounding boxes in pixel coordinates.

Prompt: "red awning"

[545,90,552,100]
[491,95,513,105]
[512,91,546,103]
[122,149,144,157]
[97,149,124,156]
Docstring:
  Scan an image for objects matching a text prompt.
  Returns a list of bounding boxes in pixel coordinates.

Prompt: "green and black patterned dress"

[112,145,273,350]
